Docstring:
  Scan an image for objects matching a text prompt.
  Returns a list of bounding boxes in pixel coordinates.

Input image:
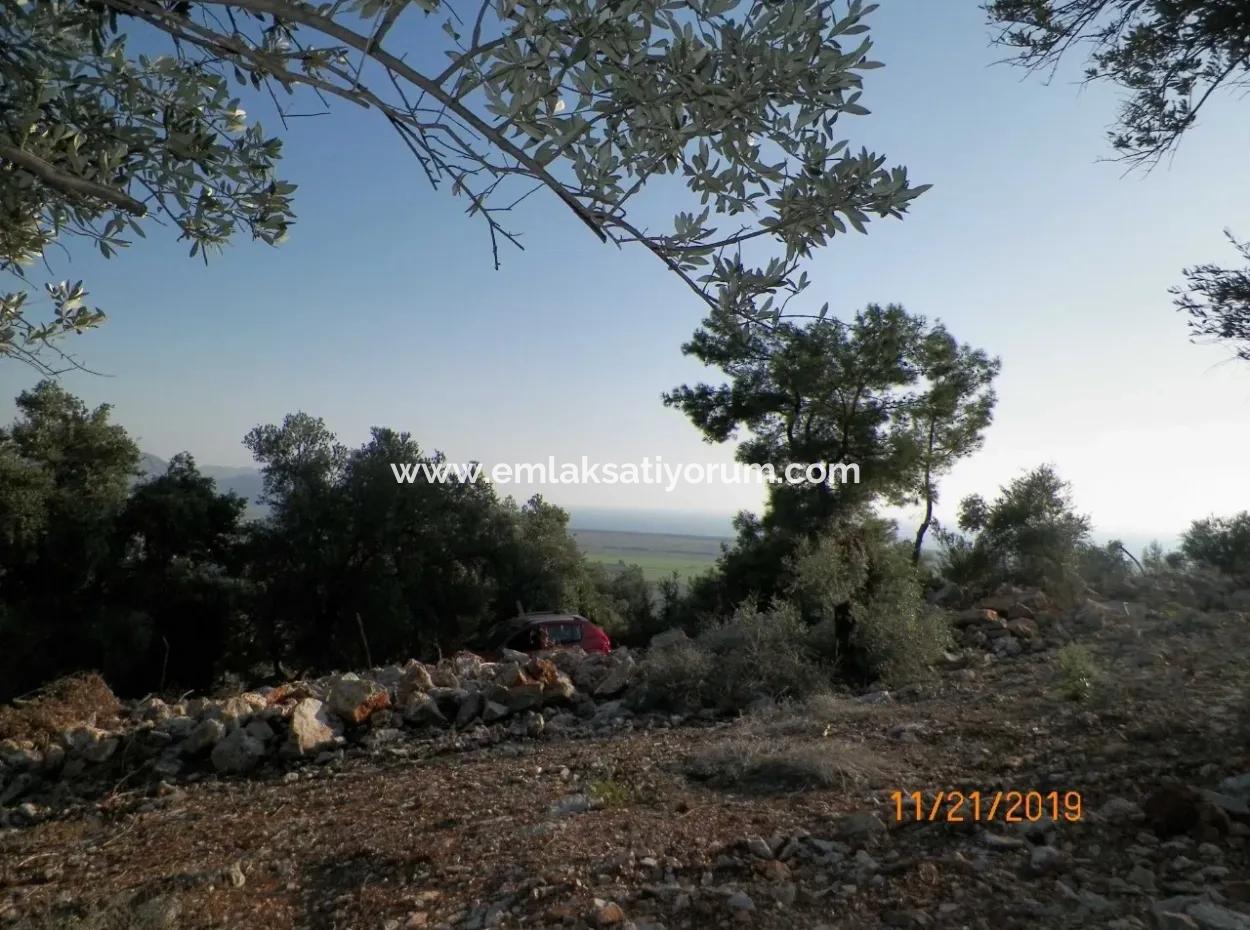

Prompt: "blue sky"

[3,0,1249,547]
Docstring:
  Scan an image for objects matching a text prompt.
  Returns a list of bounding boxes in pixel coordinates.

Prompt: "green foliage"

[0,384,635,698]
[3,0,925,370]
[987,1,1250,361]
[937,465,1091,596]
[988,0,1250,164]
[1054,643,1099,702]
[1181,512,1250,581]
[667,304,996,534]
[1,0,292,371]
[586,778,635,809]
[698,601,827,708]
[788,518,949,684]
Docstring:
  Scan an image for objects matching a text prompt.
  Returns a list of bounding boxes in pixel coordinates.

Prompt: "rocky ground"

[2,578,1250,930]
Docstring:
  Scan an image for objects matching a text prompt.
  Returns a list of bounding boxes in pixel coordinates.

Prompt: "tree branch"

[0,142,148,216]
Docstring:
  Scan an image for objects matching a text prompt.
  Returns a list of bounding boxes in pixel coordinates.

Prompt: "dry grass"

[0,672,121,745]
[738,692,890,738]
[684,735,887,794]
[9,894,180,930]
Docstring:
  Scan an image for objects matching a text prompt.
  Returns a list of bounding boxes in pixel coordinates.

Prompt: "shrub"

[938,465,1091,598]
[633,634,716,711]
[697,601,826,708]
[1182,512,1250,580]
[789,519,949,684]
[586,778,635,809]
[1054,644,1099,701]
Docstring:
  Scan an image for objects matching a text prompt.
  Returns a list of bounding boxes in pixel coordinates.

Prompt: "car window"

[544,622,583,645]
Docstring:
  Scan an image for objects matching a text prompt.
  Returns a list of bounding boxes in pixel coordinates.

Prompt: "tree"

[666,303,996,536]
[901,328,999,563]
[2,0,927,371]
[0,381,141,697]
[1181,511,1250,580]
[114,453,250,692]
[667,302,996,614]
[939,464,1091,595]
[986,0,1250,358]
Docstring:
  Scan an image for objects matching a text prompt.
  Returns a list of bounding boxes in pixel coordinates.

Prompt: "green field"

[573,528,727,582]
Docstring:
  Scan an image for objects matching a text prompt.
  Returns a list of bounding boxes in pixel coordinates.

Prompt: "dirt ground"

[2,597,1249,930]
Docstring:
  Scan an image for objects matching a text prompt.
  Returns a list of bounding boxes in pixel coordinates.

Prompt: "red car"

[477,611,611,657]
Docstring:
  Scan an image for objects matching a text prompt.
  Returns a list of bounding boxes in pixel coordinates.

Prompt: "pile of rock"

[949,586,1055,657]
[0,647,639,816]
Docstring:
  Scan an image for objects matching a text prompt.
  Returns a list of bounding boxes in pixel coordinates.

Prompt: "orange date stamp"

[890,790,1083,823]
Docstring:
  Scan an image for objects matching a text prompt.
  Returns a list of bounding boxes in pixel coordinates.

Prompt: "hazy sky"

[3,1,1249,545]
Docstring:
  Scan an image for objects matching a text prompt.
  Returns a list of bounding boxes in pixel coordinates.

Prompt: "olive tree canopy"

[1,0,928,370]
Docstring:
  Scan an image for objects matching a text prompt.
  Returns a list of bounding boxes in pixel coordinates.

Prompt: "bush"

[634,601,826,712]
[1054,644,1099,701]
[938,465,1091,598]
[1182,512,1250,580]
[697,601,826,707]
[634,634,716,711]
[790,519,949,684]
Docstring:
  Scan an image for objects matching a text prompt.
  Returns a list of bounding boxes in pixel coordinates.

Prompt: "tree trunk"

[912,492,933,565]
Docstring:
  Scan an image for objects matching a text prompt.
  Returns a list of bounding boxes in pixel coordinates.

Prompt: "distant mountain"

[138,453,268,515]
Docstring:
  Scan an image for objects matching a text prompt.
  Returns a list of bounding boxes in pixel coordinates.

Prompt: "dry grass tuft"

[9,894,180,930]
[0,672,121,745]
[685,735,886,794]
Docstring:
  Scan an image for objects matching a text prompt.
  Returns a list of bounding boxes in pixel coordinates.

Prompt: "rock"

[592,901,626,926]
[454,690,483,727]
[1006,618,1040,639]
[858,690,894,705]
[593,659,635,698]
[526,657,560,685]
[211,728,266,774]
[542,673,577,704]
[1154,914,1201,930]
[953,608,999,627]
[244,719,275,743]
[505,682,545,712]
[1198,790,1250,825]
[745,835,773,859]
[1101,797,1146,824]
[1027,845,1069,876]
[159,715,196,739]
[726,891,754,912]
[1187,900,1250,929]
[402,692,447,728]
[63,726,119,763]
[552,793,591,816]
[0,741,42,769]
[977,592,1018,613]
[834,811,887,841]
[430,666,460,689]
[482,700,510,723]
[1129,864,1158,892]
[1219,773,1250,797]
[136,697,172,722]
[285,698,340,756]
[1144,786,1232,839]
[327,677,391,725]
[397,662,435,703]
[181,718,226,756]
